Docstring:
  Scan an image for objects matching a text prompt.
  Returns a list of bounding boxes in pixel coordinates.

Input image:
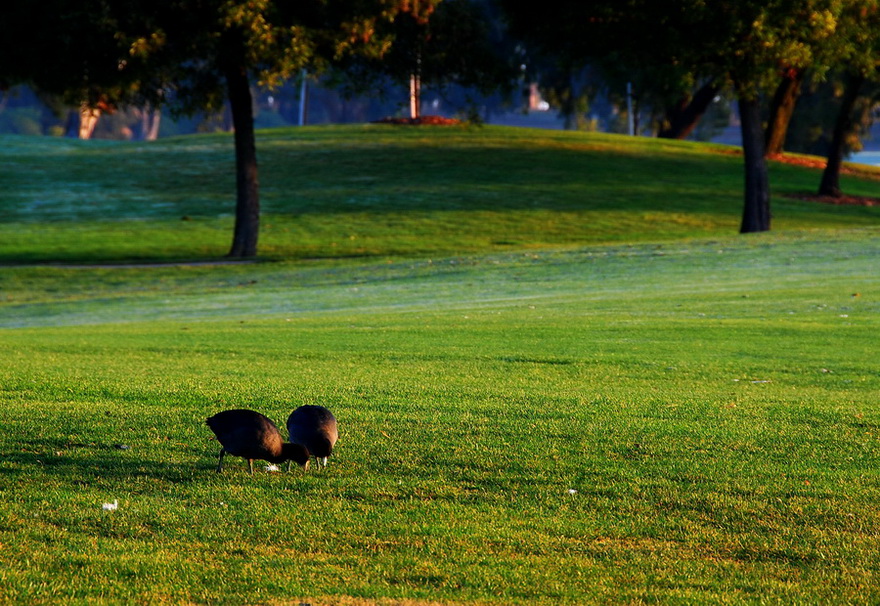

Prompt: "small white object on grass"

[567,489,578,495]
[102,500,118,511]
[265,464,280,472]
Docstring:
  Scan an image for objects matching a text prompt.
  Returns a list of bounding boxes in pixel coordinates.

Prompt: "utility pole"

[626,82,635,136]
[298,70,308,126]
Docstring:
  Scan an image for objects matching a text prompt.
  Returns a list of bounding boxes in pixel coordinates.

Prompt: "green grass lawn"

[0,126,878,604]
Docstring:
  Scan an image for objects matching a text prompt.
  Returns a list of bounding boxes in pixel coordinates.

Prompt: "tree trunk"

[143,106,161,141]
[409,72,421,119]
[225,62,260,258]
[409,48,422,120]
[764,69,805,157]
[819,73,865,197]
[738,95,771,233]
[658,81,719,139]
[78,103,101,139]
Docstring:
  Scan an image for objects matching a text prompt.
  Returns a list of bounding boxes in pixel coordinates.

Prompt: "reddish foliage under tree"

[372,115,462,125]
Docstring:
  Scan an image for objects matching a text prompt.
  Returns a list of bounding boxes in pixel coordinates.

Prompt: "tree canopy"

[334,0,516,119]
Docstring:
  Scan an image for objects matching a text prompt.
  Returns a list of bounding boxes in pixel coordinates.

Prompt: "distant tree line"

[2,0,879,256]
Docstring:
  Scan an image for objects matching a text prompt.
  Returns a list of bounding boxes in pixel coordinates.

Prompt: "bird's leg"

[216,448,225,473]
[247,459,255,474]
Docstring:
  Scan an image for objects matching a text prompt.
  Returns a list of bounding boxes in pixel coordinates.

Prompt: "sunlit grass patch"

[0,232,878,603]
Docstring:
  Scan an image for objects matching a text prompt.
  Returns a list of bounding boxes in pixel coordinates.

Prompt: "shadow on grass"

[0,253,250,267]
[3,438,323,482]
[2,439,205,484]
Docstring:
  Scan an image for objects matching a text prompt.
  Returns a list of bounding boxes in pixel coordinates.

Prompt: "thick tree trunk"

[738,95,771,233]
[225,62,260,258]
[764,69,805,157]
[78,103,101,139]
[819,73,865,197]
[141,105,161,141]
[658,81,719,139]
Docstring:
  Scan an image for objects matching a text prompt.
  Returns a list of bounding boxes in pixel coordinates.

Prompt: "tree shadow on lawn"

[2,439,207,484]
[265,146,738,215]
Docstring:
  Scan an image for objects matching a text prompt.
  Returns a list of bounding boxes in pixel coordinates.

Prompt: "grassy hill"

[0,127,878,604]
[2,125,879,263]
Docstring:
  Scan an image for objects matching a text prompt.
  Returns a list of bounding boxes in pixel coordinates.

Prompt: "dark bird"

[206,409,309,474]
[287,405,338,470]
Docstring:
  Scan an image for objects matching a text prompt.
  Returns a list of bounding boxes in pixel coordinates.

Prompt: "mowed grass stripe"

[3,232,879,326]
